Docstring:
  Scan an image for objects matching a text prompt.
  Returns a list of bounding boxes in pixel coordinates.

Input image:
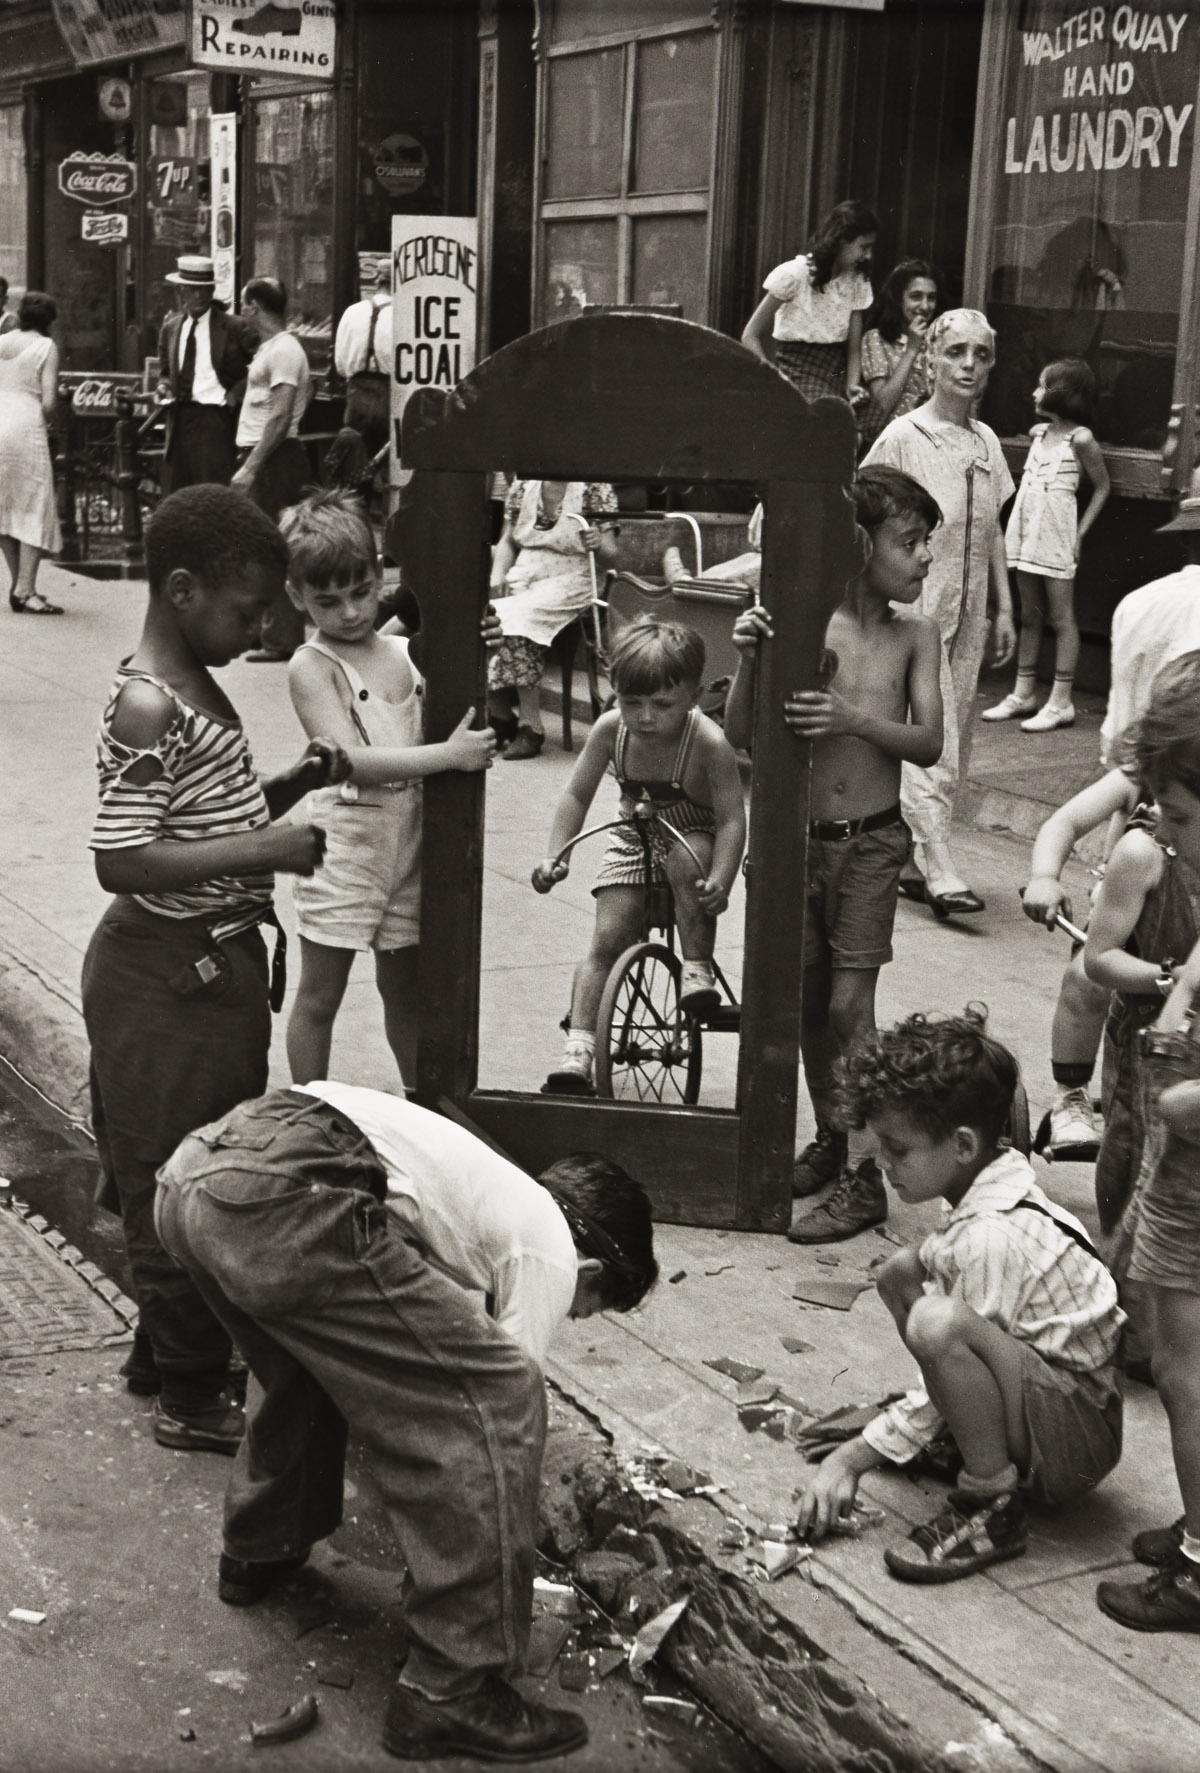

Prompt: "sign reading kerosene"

[389,215,478,483]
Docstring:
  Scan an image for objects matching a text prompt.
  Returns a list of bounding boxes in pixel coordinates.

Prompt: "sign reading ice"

[190,1,335,76]
[389,215,478,483]
[1005,4,1193,175]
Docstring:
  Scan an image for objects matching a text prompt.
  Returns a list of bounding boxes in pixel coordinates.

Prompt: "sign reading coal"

[58,153,137,207]
[190,0,335,76]
[390,215,478,483]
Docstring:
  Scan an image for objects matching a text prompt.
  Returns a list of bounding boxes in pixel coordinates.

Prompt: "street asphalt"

[0,565,1192,1772]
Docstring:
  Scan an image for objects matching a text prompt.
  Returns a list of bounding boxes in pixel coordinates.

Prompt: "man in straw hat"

[157,255,254,494]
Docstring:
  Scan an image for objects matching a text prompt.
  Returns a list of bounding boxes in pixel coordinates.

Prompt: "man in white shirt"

[155,1083,657,1764]
[232,276,312,659]
[324,258,393,490]
[157,254,253,493]
[1100,496,1200,769]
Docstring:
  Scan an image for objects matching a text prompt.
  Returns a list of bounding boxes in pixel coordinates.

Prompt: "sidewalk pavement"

[0,565,1192,1772]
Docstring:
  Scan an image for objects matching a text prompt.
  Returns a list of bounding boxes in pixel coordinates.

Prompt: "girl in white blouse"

[741,199,877,408]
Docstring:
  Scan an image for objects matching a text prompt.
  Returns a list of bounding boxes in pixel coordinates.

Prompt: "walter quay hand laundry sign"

[390,216,478,480]
[1004,4,1193,178]
[191,1,336,76]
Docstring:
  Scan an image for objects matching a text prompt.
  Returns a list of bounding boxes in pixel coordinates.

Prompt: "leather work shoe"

[218,1549,310,1606]
[1045,1086,1101,1162]
[153,1397,244,1455]
[787,1158,887,1243]
[885,1487,1027,1584]
[1097,1554,1200,1632]
[382,1674,588,1762]
[791,1123,848,1198]
[1133,1517,1184,1567]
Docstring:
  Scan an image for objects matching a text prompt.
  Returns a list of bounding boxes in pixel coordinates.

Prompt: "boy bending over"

[725,466,943,1241]
[795,1013,1124,1583]
[533,616,746,1096]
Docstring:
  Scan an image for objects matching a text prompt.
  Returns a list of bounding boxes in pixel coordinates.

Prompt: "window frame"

[532,9,720,325]
[964,0,1200,499]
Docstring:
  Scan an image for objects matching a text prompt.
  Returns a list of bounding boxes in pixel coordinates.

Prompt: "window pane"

[546,49,623,199]
[544,218,619,321]
[550,0,700,44]
[632,214,706,319]
[983,0,1193,449]
[0,104,26,300]
[632,32,714,194]
[146,74,214,353]
[248,92,335,372]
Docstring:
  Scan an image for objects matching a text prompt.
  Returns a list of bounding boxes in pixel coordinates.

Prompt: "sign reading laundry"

[1004,3,1194,176]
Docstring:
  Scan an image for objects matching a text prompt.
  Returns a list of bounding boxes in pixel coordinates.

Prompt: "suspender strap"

[365,301,381,373]
[1013,1197,1100,1262]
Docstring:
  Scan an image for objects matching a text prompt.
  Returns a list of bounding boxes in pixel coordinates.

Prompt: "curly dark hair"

[807,200,879,293]
[837,1012,1018,1148]
[871,258,939,346]
[144,484,289,595]
[1037,356,1095,423]
[1130,649,1200,801]
[19,291,56,334]
[538,1153,658,1312]
[851,465,941,539]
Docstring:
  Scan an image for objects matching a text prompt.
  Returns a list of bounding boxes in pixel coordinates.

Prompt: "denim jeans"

[82,897,271,1409]
[155,1089,546,1699]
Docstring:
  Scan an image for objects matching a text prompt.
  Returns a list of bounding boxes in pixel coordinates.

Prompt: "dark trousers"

[81,898,271,1410]
[241,438,311,654]
[156,1089,546,1699]
[163,403,237,494]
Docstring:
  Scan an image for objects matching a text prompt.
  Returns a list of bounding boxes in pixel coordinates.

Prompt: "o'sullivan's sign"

[1004,4,1194,177]
[389,215,478,482]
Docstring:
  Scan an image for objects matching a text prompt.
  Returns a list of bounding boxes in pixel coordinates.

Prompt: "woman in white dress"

[0,290,63,615]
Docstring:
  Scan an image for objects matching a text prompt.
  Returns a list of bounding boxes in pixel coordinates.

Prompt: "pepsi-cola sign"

[58,152,137,207]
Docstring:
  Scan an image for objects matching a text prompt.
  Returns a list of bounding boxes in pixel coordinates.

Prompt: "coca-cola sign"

[60,372,144,414]
[58,152,137,208]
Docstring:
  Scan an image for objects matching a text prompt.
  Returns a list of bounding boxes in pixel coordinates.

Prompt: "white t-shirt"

[762,256,872,344]
[298,1081,579,1367]
[236,329,310,446]
[334,295,393,379]
[1101,565,1200,768]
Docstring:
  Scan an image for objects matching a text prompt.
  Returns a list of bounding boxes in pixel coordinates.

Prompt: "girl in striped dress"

[741,200,877,408]
[81,485,349,1454]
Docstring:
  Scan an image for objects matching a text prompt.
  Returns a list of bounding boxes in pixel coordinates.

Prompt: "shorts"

[1014,1339,1123,1506]
[803,818,912,971]
[593,802,715,894]
[293,797,421,952]
[1125,1025,1200,1291]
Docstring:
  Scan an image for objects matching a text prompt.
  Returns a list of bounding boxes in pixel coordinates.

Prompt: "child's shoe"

[791,1123,848,1198]
[1020,702,1075,732]
[679,961,720,1015]
[1097,1552,1200,1631]
[1132,1517,1184,1567]
[884,1487,1027,1584]
[1046,1085,1100,1161]
[542,1038,595,1096]
[981,691,1037,722]
[787,1157,886,1242]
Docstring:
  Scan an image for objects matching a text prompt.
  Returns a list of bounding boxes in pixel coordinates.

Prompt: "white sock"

[1046,677,1074,710]
[1181,1529,1200,1566]
[1014,672,1037,701]
[565,1028,595,1056]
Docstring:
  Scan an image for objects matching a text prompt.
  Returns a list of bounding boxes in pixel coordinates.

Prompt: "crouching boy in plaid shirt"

[794,1012,1124,1582]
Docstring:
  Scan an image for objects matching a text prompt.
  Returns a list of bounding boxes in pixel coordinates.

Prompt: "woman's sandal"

[10,590,64,615]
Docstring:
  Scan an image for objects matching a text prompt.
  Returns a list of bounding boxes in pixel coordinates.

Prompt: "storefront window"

[983,0,1196,449]
[0,104,26,304]
[247,88,334,372]
[145,73,212,351]
[539,18,715,323]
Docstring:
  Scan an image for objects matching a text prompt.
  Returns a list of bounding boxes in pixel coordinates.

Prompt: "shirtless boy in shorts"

[725,465,943,1241]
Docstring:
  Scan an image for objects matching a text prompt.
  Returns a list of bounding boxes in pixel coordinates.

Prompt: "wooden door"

[394,312,859,1230]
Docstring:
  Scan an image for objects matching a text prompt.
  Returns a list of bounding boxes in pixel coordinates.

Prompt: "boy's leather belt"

[809,804,902,842]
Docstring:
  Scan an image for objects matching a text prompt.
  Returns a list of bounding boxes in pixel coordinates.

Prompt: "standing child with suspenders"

[282,491,497,1090]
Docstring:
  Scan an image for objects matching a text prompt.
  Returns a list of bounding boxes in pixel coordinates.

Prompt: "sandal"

[10,590,64,615]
